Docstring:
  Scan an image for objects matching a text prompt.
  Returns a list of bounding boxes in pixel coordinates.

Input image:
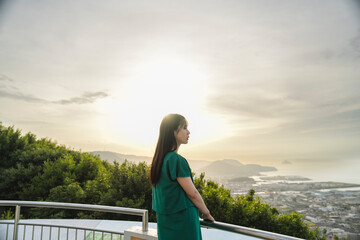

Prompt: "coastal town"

[94,154,360,239]
[222,177,360,240]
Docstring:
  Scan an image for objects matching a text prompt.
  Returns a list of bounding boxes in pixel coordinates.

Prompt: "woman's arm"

[177,177,215,222]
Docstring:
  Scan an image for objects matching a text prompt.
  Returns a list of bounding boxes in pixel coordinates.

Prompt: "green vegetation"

[0,123,332,239]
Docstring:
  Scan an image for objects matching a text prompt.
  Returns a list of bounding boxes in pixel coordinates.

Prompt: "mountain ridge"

[89,151,277,178]
[198,159,277,178]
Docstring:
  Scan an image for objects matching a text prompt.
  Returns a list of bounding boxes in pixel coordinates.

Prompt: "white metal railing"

[200,220,303,240]
[0,200,148,240]
[1,219,123,240]
[0,200,304,240]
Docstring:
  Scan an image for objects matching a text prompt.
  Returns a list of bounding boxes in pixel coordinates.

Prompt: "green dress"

[152,151,202,240]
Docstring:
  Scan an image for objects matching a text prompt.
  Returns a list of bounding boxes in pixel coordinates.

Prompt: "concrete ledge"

[124,226,157,240]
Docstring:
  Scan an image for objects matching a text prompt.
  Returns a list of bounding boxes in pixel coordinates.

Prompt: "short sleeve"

[167,153,191,181]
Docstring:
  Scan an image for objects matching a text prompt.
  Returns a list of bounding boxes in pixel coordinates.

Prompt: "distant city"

[224,178,360,240]
[91,151,360,240]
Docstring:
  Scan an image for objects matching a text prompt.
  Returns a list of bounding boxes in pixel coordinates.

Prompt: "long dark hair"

[150,113,187,186]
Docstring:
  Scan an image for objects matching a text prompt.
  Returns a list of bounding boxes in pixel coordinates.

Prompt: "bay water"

[261,159,360,185]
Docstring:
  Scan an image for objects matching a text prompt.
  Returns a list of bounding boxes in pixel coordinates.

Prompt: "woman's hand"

[202,211,215,222]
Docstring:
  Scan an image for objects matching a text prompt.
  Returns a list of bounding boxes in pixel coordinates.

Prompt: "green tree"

[99,160,154,221]
[0,123,72,200]
[25,154,77,200]
[199,179,232,222]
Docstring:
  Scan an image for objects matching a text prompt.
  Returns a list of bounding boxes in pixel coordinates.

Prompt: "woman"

[150,113,215,240]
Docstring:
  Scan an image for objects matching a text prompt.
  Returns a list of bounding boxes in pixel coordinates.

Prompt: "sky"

[1,0,360,169]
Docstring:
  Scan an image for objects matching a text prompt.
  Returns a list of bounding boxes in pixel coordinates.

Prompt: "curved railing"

[0,200,303,240]
[0,200,148,240]
[0,219,124,240]
[200,220,303,240]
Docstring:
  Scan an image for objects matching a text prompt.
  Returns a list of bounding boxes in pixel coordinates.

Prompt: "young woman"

[150,113,214,240]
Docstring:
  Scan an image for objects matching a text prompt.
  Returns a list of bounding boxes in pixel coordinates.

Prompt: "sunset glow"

[95,53,232,152]
[0,0,359,165]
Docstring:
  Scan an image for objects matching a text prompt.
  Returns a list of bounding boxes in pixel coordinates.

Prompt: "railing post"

[142,211,148,232]
[13,205,21,240]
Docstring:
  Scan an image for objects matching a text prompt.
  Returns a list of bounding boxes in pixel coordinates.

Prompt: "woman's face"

[174,124,190,145]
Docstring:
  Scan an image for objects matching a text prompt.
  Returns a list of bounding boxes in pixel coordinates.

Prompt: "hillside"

[90,151,152,165]
[90,151,277,178]
[199,159,277,178]
[89,151,210,171]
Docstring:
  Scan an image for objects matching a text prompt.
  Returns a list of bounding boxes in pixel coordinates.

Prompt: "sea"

[258,159,360,186]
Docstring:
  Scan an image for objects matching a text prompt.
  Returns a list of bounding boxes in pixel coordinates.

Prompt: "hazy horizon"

[88,150,360,184]
[1,0,360,169]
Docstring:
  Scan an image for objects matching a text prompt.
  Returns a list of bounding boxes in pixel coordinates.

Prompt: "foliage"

[0,208,24,220]
[0,123,329,239]
[1,209,15,220]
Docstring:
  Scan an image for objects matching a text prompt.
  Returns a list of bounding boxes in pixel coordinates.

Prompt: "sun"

[99,53,230,155]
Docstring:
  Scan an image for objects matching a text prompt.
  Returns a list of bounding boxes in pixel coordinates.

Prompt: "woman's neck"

[175,143,181,152]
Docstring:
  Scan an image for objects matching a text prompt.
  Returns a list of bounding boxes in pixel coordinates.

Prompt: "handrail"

[0,201,305,240]
[200,220,304,240]
[0,200,148,239]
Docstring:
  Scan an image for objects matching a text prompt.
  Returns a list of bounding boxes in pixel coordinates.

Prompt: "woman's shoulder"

[164,151,186,161]
[164,152,191,176]
[164,151,178,160]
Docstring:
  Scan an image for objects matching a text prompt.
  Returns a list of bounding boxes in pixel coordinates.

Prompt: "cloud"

[209,91,296,120]
[350,31,360,59]
[208,73,360,137]
[0,89,46,103]
[0,73,13,82]
[0,73,109,105]
[289,108,360,135]
[0,87,108,105]
[0,74,45,102]
[52,91,109,105]
[0,90,109,105]
[0,74,18,91]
